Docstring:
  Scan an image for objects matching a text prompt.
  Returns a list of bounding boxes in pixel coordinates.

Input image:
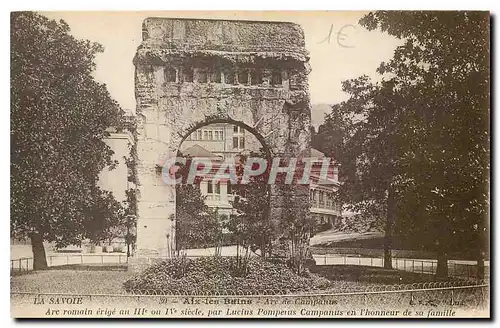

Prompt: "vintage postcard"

[10,10,490,318]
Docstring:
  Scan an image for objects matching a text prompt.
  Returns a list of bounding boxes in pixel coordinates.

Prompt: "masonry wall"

[131,18,312,271]
[98,132,133,202]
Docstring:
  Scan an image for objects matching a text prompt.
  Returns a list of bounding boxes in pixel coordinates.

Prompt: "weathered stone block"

[138,185,174,203]
[137,201,175,219]
[133,18,311,265]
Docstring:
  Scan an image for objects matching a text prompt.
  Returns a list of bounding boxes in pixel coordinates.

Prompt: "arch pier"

[130,18,312,271]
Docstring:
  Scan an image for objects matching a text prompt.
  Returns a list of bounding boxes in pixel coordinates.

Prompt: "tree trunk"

[30,232,48,270]
[476,217,487,280]
[477,251,485,281]
[126,224,131,257]
[383,238,392,269]
[435,246,448,280]
[384,187,394,269]
[260,238,266,260]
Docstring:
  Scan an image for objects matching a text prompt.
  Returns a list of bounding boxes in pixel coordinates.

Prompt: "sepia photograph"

[9,9,490,318]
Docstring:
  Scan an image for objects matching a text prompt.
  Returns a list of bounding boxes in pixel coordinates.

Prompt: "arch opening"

[173,119,272,258]
[130,17,312,272]
[178,118,273,164]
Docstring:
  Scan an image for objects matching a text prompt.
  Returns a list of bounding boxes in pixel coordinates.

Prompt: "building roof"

[299,148,326,159]
[182,144,221,159]
[311,148,325,159]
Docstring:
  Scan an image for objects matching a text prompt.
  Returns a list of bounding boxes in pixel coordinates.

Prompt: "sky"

[41,11,403,125]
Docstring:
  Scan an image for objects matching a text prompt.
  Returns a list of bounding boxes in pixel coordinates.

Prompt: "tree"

[228,151,274,262]
[331,76,405,269]
[176,184,222,251]
[279,183,315,275]
[122,189,138,257]
[82,188,123,248]
[11,12,125,269]
[312,104,349,160]
[360,11,489,279]
[123,123,138,257]
[328,11,489,277]
[174,155,222,252]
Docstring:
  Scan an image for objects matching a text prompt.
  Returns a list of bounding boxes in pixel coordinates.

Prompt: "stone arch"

[130,17,312,270]
[177,117,273,162]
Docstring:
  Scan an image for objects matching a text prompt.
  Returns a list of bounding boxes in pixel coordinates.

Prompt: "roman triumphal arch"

[130,17,312,271]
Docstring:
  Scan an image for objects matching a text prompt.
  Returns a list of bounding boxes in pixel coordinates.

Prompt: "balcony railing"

[206,194,221,201]
[311,199,337,211]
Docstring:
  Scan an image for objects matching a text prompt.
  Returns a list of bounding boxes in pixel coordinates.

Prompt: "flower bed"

[124,256,332,295]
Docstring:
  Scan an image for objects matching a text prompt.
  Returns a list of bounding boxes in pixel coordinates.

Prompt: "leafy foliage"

[319,11,489,277]
[121,126,138,252]
[82,189,123,245]
[11,12,126,268]
[279,184,316,274]
[361,11,489,278]
[123,256,331,294]
[175,156,223,250]
[229,151,316,274]
[312,103,350,161]
[228,150,274,260]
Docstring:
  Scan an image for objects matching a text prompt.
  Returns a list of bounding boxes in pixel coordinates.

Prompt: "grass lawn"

[11,263,442,295]
[311,229,488,261]
[11,265,488,316]
[11,269,134,294]
[11,269,385,295]
[313,265,439,284]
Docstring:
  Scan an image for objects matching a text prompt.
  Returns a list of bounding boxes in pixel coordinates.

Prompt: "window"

[220,131,224,140]
[326,193,332,208]
[198,70,208,83]
[203,131,208,140]
[197,130,202,140]
[238,70,249,85]
[212,129,223,140]
[232,135,245,149]
[212,70,222,83]
[183,68,193,82]
[233,125,245,134]
[207,181,220,194]
[155,164,163,176]
[251,70,262,85]
[145,66,155,82]
[272,71,282,85]
[208,131,213,140]
[224,71,235,84]
[164,67,177,82]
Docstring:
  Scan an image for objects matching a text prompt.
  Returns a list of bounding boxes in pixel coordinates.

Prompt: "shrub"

[124,256,331,295]
[177,232,237,249]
